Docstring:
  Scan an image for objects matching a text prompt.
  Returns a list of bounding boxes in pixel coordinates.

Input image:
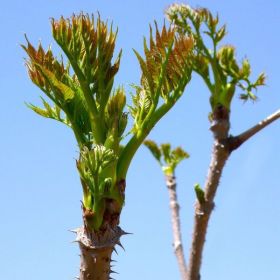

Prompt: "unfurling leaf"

[118,113,128,137]
[254,72,266,87]
[194,183,205,204]
[144,139,189,175]
[79,145,117,177]
[26,103,49,118]
[134,22,193,100]
[161,143,171,163]
[128,22,193,137]
[105,87,127,137]
[166,3,266,111]
[26,98,67,124]
[144,140,162,162]
[36,65,75,101]
[217,45,239,77]
[239,59,251,79]
[129,87,153,131]
[51,13,121,108]
[171,147,190,162]
[215,25,226,42]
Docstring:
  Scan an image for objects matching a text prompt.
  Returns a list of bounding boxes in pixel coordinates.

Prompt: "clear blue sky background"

[0,1,279,279]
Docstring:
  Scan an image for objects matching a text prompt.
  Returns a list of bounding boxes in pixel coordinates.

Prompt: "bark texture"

[187,105,230,280]
[73,226,125,280]
[187,139,229,280]
[166,175,188,280]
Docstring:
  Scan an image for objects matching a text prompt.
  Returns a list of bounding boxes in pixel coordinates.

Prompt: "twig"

[228,109,280,151]
[166,175,188,280]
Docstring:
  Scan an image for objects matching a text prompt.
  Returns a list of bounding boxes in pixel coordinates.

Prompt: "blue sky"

[0,1,279,279]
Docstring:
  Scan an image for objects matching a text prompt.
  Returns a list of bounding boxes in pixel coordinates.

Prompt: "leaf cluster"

[166,4,265,111]
[23,13,194,229]
[51,14,121,112]
[22,14,123,148]
[144,140,189,175]
[130,23,194,133]
[77,145,117,193]
[22,38,92,146]
[76,145,119,229]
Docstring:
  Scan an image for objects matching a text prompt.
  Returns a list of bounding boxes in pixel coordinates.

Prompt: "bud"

[118,113,128,137]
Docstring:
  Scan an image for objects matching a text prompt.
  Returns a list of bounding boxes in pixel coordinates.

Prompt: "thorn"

[109,277,115,280]
[116,241,125,251]
[110,259,117,263]
[120,229,132,235]
[110,270,119,274]
[69,228,79,233]
[113,247,118,255]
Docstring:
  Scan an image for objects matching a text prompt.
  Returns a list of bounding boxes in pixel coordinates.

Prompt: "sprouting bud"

[101,177,113,194]
[118,113,128,137]
[194,183,205,204]
[239,59,251,79]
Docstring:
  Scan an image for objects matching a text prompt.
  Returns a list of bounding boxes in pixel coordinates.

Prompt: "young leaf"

[144,140,162,162]
[36,65,75,101]
[161,143,171,163]
[194,183,205,204]
[144,140,189,175]
[166,3,266,111]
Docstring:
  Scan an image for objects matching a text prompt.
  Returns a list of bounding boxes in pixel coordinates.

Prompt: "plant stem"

[117,102,173,179]
[188,105,230,280]
[166,175,188,280]
[79,241,113,280]
[187,107,280,280]
[73,226,125,280]
[187,138,229,280]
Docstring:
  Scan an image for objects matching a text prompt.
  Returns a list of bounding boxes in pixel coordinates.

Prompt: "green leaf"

[254,72,266,87]
[129,87,153,132]
[36,64,75,101]
[26,97,67,125]
[133,49,155,94]
[161,143,171,163]
[26,103,49,118]
[80,145,117,177]
[171,147,190,162]
[215,25,226,42]
[239,59,251,79]
[144,140,162,162]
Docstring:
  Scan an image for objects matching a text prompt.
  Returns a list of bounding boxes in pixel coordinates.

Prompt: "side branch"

[229,109,280,152]
[166,175,188,280]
